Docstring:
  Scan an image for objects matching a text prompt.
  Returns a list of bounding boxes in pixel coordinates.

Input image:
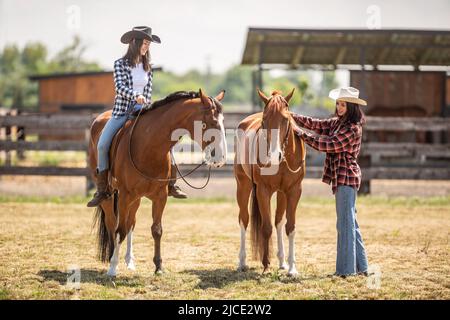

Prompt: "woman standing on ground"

[292,87,369,278]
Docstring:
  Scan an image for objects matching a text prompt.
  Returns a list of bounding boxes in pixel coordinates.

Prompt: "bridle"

[256,96,304,174]
[127,97,223,189]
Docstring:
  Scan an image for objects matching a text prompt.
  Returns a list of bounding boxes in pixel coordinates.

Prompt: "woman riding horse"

[292,87,369,278]
[87,26,186,208]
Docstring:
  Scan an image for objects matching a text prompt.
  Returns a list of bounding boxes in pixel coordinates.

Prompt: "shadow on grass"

[181,268,261,289]
[37,269,144,288]
[183,267,333,289]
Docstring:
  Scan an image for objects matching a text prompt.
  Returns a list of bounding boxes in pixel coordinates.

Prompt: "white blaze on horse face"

[203,114,227,168]
[217,113,227,166]
[270,129,282,165]
[259,129,281,175]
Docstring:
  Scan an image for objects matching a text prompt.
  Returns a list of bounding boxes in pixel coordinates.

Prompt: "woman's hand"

[294,126,305,137]
[136,95,146,104]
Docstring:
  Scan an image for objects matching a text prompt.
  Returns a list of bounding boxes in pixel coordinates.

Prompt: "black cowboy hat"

[120,26,161,44]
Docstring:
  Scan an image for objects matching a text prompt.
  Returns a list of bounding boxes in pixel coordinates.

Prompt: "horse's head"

[197,88,227,168]
[257,88,295,165]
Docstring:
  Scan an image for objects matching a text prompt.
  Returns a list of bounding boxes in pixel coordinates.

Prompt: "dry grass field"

[0,195,449,300]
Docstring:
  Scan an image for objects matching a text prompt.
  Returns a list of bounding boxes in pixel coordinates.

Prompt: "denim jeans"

[335,185,368,275]
[97,114,129,172]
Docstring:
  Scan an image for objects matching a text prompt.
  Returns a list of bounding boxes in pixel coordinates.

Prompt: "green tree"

[0,36,101,110]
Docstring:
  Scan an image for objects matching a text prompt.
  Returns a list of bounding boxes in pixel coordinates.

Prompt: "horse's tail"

[92,195,118,263]
[250,182,263,260]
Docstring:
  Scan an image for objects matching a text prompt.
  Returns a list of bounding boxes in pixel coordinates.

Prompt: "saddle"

[107,116,136,189]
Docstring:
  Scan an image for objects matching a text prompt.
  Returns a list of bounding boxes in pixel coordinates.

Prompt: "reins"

[127,101,214,189]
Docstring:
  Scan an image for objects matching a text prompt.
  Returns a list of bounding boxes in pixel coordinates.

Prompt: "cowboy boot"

[87,170,110,207]
[168,164,187,199]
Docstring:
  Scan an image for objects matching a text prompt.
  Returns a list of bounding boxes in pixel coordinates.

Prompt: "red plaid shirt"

[292,114,362,194]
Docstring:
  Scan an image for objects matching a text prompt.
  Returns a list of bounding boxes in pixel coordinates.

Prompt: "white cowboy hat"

[328,87,367,106]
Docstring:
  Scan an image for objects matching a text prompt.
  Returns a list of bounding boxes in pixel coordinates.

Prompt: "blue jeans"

[97,114,129,172]
[335,185,368,275]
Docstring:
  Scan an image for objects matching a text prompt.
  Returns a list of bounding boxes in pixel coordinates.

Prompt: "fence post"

[5,111,12,167]
[84,127,94,196]
[359,155,371,195]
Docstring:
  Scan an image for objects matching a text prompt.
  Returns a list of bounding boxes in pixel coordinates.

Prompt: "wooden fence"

[1,111,449,195]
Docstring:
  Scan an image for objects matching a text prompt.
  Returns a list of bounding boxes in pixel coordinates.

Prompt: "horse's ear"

[257,88,269,105]
[215,90,226,101]
[284,88,295,104]
[199,88,211,107]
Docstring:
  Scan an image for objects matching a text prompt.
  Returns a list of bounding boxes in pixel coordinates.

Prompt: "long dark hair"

[335,101,366,125]
[123,38,151,72]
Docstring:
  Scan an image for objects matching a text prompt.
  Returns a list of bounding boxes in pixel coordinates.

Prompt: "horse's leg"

[235,166,252,271]
[107,235,122,277]
[107,190,131,276]
[285,186,302,277]
[98,197,119,276]
[256,185,272,273]
[275,191,288,270]
[125,199,141,271]
[151,192,167,274]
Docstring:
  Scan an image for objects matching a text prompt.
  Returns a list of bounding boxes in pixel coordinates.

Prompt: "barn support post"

[359,154,371,195]
[5,110,12,167]
[84,127,93,196]
[359,46,367,100]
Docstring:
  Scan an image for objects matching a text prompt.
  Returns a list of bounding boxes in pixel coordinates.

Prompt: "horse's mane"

[142,91,200,113]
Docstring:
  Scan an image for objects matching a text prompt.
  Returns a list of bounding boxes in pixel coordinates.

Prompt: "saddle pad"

[109,118,135,176]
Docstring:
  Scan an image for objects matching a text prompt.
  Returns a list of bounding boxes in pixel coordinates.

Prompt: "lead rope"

[280,121,304,174]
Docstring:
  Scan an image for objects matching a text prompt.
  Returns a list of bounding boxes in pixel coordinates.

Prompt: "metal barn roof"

[241,28,450,68]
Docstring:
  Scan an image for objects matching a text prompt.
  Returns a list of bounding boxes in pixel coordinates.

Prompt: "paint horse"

[90,89,227,276]
[234,89,306,276]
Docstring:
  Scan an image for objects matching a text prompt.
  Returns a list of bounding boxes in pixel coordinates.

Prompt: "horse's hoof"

[237,265,249,272]
[262,267,270,275]
[107,269,117,277]
[287,269,299,277]
[126,261,136,271]
[279,263,288,271]
[155,269,164,276]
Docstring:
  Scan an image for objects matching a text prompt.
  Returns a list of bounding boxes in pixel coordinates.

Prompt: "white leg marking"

[276,220,288,270]
[287,230,298,277]
[125,230,136,271]
[238,221,248,271]
[107,236,121,277]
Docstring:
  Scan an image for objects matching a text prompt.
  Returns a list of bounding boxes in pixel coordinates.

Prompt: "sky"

[1,0,450,75]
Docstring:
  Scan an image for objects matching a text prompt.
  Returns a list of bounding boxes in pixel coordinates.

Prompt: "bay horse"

[90,89,227,276]
[234,89,306,276]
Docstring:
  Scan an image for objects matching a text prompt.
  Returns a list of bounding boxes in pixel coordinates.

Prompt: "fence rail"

[1,112,449,195]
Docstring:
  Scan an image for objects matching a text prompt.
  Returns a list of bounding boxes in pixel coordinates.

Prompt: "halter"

[127,96,222,189]
[256,95,304,174]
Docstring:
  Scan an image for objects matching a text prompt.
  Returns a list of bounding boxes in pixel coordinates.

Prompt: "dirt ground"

[1,175,450,198]
[0,196,449,300]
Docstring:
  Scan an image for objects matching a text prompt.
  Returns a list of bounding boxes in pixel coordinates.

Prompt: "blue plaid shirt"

[112,58,153,118]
